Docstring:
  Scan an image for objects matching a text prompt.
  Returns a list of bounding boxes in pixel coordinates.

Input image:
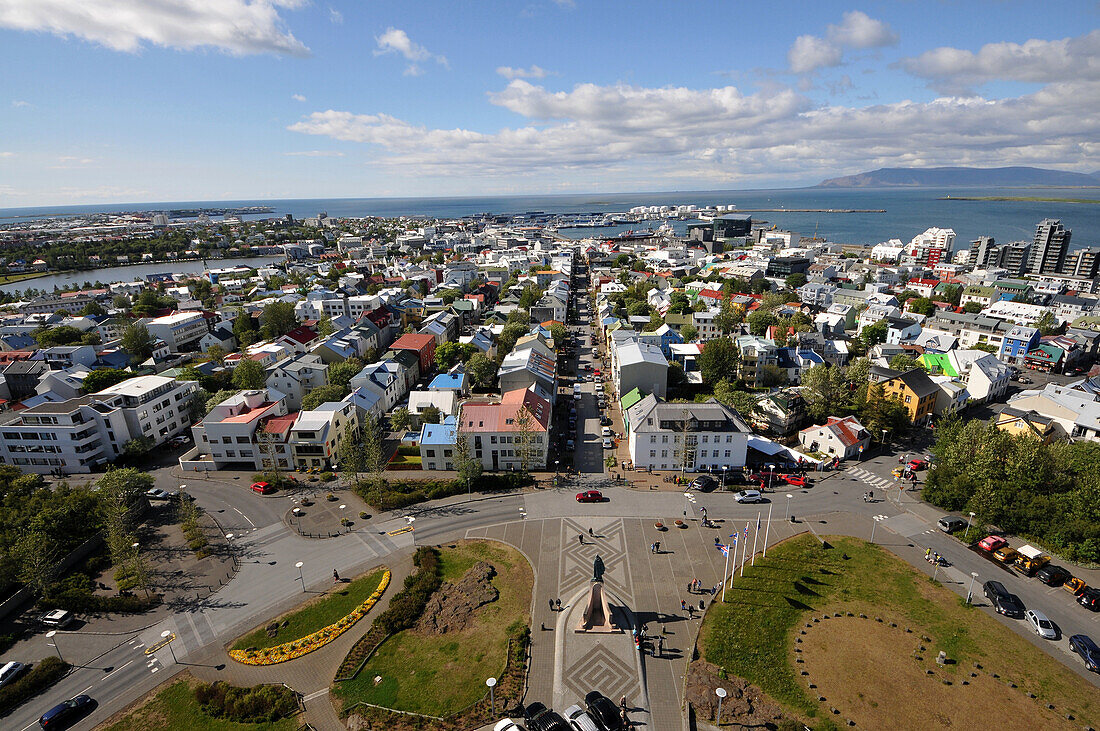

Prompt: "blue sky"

[0,1,1098,206]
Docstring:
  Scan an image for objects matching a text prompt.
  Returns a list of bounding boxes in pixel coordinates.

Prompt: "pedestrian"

[681,599,687,611]
[699,599,705,611]
[656,635,663,657]
[620,695,627,710]
[556,598,562,611]
[333,569,340,583]
[711,583,718,596]
[549,598,555,611]
[714,536,720,545]
[588,527,594,537]
[925,547,931,560]
[686,582,692,594]
[654,541,660,553]
[578,533,584,545]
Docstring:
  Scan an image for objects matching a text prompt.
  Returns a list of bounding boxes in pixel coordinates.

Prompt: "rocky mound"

[685,660,788,728]
[415,561,498,635]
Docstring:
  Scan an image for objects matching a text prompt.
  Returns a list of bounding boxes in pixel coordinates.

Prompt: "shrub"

[194,681,298,723]
[0,655,70,716]
[320,471,335,482]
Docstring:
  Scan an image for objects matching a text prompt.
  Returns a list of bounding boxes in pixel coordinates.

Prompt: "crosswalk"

[846,466,893,492]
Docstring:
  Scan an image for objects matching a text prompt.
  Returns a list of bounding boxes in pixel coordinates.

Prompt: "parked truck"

[1013,544,1050,576]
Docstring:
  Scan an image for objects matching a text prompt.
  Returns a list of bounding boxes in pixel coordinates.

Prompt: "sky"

[0,0,1098,207]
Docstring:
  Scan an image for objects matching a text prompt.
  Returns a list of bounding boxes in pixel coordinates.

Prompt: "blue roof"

[429,372,467,390]
[420,415,457,446]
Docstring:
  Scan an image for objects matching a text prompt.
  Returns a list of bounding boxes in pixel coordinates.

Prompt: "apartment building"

[625,395,752,472]
[182,389,288,471]
[459,388,551,472]
[289,401,358,470]
[146,311,209,351]
[266,353,328,411]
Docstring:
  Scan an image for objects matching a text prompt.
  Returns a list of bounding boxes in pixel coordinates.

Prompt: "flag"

[744,523,750,540]
[756,515,761,531]
[716,543,729,557]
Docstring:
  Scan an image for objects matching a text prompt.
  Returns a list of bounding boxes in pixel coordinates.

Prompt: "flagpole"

[720,543,730,602]
[739,522,749,577]
[728,535,738,588]
[763,503,773,558]
[751,512,760,566]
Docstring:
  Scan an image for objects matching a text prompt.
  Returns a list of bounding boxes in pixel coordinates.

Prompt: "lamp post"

[486,677,497,716]
[871,516,879,544]
[292,507,301,531]
[722,465,728,488]
[966,572,978,604]
[785,493,793,521]
[161,629,178,663]
[715,687,727,726]
[964,511,976,540]
[45,630,63,661]
[767,463,774,491]
[295,561,305,592]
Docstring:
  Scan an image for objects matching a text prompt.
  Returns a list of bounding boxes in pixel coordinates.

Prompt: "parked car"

[0,661,26,689]
[746,471,782,484]
[977,535,1007,552]
[689,475,718,492]
[563,704,600,731]
[1035,564,1071,587]
[523,702,570,731]
[599,416,613,426]
[583,692,623,731]
[735,489,765,504]
[1064,577,1088,596]
[992,546,1019,565]
[39,609,74,628]
[250,481,273,494]
[1012,545,1050,576]
[1070,634,1100,672]
[907,459,928,471]
[983,580,1024,618]
[576,490,604,503]
[144,488,171,501]
[601,426,612,438]
[602,436,613,449]
[1024,609,1057,639]
[39,694,96,729]
[1078,587,1100,611]
[937,516,966,533]
[494,720,524,731]
[781,474,810,488]
[566,439,575,451]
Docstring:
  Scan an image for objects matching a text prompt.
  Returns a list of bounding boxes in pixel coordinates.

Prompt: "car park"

[39,609,74,628]
[936,516,966,533]
[1024,609,1057,639]
[576,490,604,503]
[563,704,600,731]
[1070,634,1100,672]
[583,692,623,730]
[39,694,96,729]
[977,535,1007,552]
[983,581,1024,618]
[1078,587,1100,611]
[250,481,273,494]
[735,489,765,504]
[1035,564,1071,587]
[0,661,26,689]
[689,475,718,492]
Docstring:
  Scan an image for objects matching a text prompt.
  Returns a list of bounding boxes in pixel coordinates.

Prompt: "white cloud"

[328,6,342,24]
[283,150,344,157]
[901,30,1100,92]
[292,93,307,102]
[288,78,1100,186]
[374,27,447,75]
[826,11,897,49]
[0,0,309,56]
[11,100,31,108]
[788,35,842,74]
[0,151,14,158]
[496,65,551,80]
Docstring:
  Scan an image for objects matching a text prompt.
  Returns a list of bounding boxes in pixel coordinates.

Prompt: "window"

[226,450,236,457]
[724,450,731,458]
[236,436,249,444]
[222,437,232,444]
[649,450,656,457]
[426,449,436,457]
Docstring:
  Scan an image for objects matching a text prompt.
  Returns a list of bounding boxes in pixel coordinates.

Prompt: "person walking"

[620,695,628,710]
[556,598,562,611]
[654,541,660,553]
[549,598,556,611]
[578,533,584,546]
[681,599,687,611]
[333,569,340,583]
[588,527,594,537]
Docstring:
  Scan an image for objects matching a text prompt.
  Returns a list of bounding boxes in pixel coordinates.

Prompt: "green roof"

[996,281,1030,291]
[920,353,958,378]
[620,387,646,411]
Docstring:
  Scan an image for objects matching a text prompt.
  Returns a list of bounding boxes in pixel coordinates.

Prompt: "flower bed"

[229,571,390,666]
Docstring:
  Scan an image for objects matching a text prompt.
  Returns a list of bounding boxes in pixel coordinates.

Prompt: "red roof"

[697,289,724,300]
[392,333,436,352]
[282,325,318,345]
[910,278,940,287]
[461,388,551,432]
[823,416,865,447]
[261,412,298,436]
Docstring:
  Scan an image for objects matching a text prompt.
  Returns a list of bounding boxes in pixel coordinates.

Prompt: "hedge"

[0,656,70,716]
[354,473,533,510]
[194,681,299,723]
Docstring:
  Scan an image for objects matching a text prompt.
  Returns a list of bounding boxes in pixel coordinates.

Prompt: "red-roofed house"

[391,333,437,374]
[278,325,320,353]
[459,388,551,471]
[181,388,290,471]
[907,278,941,298]
[798,415,870,461]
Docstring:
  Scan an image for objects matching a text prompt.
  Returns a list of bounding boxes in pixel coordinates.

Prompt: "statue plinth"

[575,580,618,633]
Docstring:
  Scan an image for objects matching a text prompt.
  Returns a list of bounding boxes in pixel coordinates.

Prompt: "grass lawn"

[231,568,387,651]
[700,535,1099,727]
[100,675,298,731]
[332,540,533,717]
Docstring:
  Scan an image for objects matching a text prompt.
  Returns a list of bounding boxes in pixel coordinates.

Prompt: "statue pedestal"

[575,581,619,633]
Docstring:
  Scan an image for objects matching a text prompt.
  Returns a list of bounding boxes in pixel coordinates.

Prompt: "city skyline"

[0,1,1098,206]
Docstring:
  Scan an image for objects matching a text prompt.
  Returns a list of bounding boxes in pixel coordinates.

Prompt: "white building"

[266,353,328,412]
[798,415,870,461]
[289,401,358,470]
[146,311,208,351]
[625,395,752,472]
[181,388,288,471]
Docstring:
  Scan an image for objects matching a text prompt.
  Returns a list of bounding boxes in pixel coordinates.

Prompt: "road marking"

[104,660,133,680]
[387,526,414,536]
[150,666,159,673]
[78,684,94,696]
[303,688,329,702]
[233,507,257,527]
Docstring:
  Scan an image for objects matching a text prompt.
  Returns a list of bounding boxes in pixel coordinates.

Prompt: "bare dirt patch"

[799,617,1081,730]
[415,561,498,635]
[685,660,791,728]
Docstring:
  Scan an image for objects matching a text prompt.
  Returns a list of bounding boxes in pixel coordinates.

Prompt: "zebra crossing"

[846,465,893,491]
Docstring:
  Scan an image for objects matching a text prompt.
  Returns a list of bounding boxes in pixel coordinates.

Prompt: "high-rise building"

[969,236,997,268]
[1063,246,1100,279]
[1027,219,1071,274]
[999,241,1032,277]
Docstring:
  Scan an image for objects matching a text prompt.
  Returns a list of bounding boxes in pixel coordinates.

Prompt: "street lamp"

[161,629,178,663]
[295,561,305,592]
[722,465,728,488]
[966,571,979,604]
[45,630,63,661]
[767,464,774,491]
[785,493,793,521]
[292,507,301,530]
[486,677,497,716]
[715,687,727,726]
[964,511,976,540]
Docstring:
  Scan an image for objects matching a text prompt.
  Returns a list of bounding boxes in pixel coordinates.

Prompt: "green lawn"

[231,568,387,651]
[332,541,533,717]
[700,534,1099,724]
[100,677,298,731]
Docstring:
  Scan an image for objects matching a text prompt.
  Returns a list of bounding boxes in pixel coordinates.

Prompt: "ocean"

[2,186,1098,251]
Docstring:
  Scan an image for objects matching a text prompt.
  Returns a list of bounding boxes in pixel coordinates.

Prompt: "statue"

[592,554,605,583]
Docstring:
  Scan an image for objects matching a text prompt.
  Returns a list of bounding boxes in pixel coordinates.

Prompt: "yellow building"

[994,406,1059,443]
[878,368,938,425]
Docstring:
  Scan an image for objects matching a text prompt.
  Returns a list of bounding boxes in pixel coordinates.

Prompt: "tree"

[668,293,692,315]
[317,315,335,337]
[615,254,631,267]
[454,417,483,492]
[713,379,760,417]
[205,389,237,414]
[121,323,156,361]
[260,301,298,339]
[34,325,85,347]
[514,406,539,474]
[435,342,476,370]
[860,382,911,441]
[680,324,698,342]
[122,436,155,456]
[907,297,936,317]
[859,319,888,348]
[97,468,152,575]
[206,344,228,365]
[645,311,664,332]
[79,301,106,316]
[1035,311,1062,337]
[746,309,777,336]
[361,413,387,506]
[301,384,347,411]
[800,363,850,422]
[420,405,442,426]
[667,362,688,392]
[697,337,739,385]
[888,355,924,373]
[466,352,497,389]
[962,302,984,314]
[233,309,259,347]
[390,407,412,432]
[759,364,789,388]
[13,532,59,598]
[548,323,566,346]
[81,368,136,394]
[496,322,528,360]
[112,294,131,310]
[232,359,267,390]
[337,423,367,486]
[327,357,364,390]
[784,273,808,289]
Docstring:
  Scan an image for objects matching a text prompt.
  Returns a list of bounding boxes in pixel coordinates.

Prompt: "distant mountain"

[816,166,1100,188]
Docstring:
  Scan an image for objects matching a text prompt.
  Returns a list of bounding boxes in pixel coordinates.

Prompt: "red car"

[978,535,1007,552]
[908,459,928,471]
[782,474,811,488]
[576,490,604,503]
[250,481,273,495]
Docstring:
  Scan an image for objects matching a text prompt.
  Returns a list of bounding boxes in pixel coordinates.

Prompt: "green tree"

[888,355,924,372]
[260,301,298,339]
[668,292,692,315]
[435,342,476,370]
[205,389,237,414]
[81,368,136,394]
[496,321,528,360]
[962,302,984,314]
[859,319,888,348]
[122,436,155,456]
[784,273,808,289]
[317,315,335,337]
[233,309,259,347]
[454,421,483,492]
[697,337,739,385]
[390,407,412,432]
[759,364,788,388]
[680,324,698,341]
[713,379,760,417]
[12,532,59,599]
[466,352,497,389]
[337,423,367,486]
[327,357,364,390]
[746,309,777,336]
[79,300,106,316]
[420,405,442,426]
[232,359,267,390]
[907,297,936,317]
[1035,311,1061,336]
[615,254,631,267]
[301,384,346,411]
[206,343,228,364]
[800,363,850,422]
[121,323,156,361]
[548,323,566,346]
[33,325,85,347]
